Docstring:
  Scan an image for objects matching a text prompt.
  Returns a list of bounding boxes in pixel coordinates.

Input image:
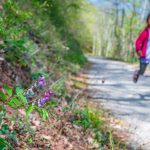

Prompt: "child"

[133,13,150,83]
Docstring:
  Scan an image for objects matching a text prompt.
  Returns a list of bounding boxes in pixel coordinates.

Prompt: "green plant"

[4,39,28,65]
[34,106,49,120]
[73,107,102,130]
[52,77,67,96]
[0,137,15,150]
[31,70,50,80]
[0,85,27,109]
[0,75,55,119]
[0,105,6,125]
[14,115,35,136]
[72,105,125,149]
[0,101,15,149]
[27,137,33,144]
[0,124,17,143]
[1,0,33,66]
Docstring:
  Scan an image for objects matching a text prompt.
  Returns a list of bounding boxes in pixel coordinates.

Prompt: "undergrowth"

[0,0,130,149]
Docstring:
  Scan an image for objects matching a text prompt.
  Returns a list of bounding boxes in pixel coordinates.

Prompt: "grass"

[68,70,130,149]
[71,101,128,149]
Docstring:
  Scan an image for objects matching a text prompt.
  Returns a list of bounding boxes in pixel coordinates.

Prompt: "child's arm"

[135,30,146,54]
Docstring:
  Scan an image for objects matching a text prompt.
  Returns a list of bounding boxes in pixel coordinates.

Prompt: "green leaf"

[26,104,34,117]
[1,124,9,131]
[18,94,27,104]
[0,137,15,150]
[32,106,48,120]
[0,144,5,150]
[41,108,49,120]
[0,123,17,143]
[0,91,6,102]
[3,84,12,97]
[0,105,6,125]
[15,87,23,95]
[7,98,20,109]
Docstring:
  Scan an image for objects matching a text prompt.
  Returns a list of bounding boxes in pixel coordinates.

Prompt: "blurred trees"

[1,0,146,73]
[92,0,150,62]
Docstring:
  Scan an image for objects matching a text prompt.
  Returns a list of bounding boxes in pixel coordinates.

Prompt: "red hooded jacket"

[135,26,150,58]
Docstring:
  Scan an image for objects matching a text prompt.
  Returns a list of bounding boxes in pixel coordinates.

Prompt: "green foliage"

[0,85,28,109]
[0,91,7,102]
[0,107,16,149]
[52,77,67,96]
[1,0,90,74]
[15,87,27,104]
[72,106,124,149]
[40,108,49,120]
[4,39,29,66]
[14,115,35,136]
[3,84,13,97]
[7,97,21,109]
[34,106,49,120]
[0,104,15,150]
[26,104,34,117]
[0,105,6,125]
[0,0,104,148]
[73,107,102,130]
[0,124,17,143]
[27,137,33,144]
[1,0,33,66]
[46,100,59,109]
[0,84,52,120]
[0,137,15,150]
[31,70,50,80]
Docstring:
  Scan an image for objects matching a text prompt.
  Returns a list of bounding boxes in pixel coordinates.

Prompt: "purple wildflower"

[44,90,53,100]
[38,90,54,107]
[38,97,47,107]
[38,76,46,86]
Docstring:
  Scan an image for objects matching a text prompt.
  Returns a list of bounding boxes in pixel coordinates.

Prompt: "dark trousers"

[138,62,148,75]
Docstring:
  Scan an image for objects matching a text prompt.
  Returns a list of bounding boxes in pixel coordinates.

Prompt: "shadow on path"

[83,56,150,149]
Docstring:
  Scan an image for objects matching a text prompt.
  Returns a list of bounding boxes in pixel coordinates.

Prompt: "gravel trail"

[87,56,150,149]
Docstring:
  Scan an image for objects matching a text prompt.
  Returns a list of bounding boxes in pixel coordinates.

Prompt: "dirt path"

[87,56,150,149]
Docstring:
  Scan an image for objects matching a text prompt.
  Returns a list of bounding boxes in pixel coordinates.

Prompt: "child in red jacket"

[133,13,150,83]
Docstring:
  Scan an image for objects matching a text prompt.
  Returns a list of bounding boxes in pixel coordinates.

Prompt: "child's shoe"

[133,70,139,83]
